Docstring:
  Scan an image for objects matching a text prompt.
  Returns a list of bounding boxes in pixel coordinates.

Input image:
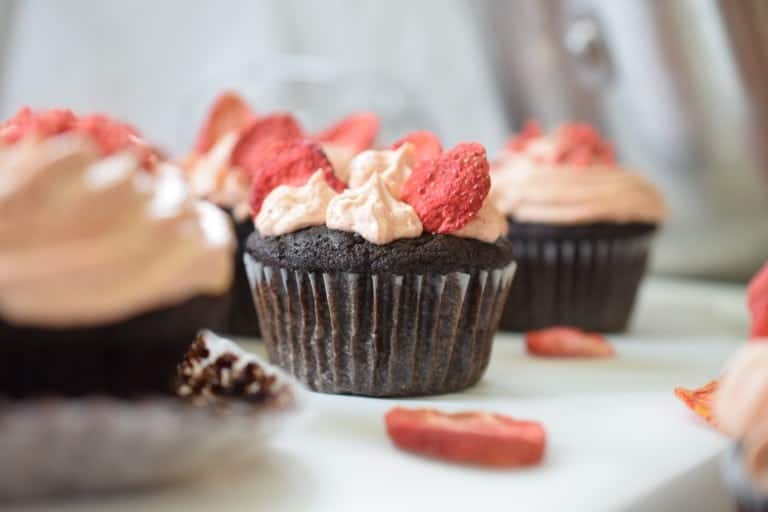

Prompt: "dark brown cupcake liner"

[224,210,261,338]
[500,222,657,332]
[244,255,516,397]
[0,331,300,500]
[0,294,229,398]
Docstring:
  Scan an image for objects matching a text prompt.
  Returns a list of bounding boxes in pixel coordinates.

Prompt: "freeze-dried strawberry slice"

[674,379,719,427]
[194,91,256,153]
[385,407,546,468]
[314,112,379,153]
[552,123,615,166]
[400,142,490,233]
[525,327,615,358]
[504,119,542,153]
[231,114,304,174]
[0,107,77,144]
[391,131,442,164]
[248,139,343,215]
[748,263,768,339]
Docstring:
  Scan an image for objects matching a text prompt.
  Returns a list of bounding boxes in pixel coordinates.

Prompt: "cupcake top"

[184,91,379,221]
[0,107,234,328]
[490,121,667,225]
[252,131,508,246]
[715,344,768,491]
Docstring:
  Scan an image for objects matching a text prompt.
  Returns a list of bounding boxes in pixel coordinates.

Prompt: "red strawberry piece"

[314,112,379,153]
[194,91,256,153]
[748,263,768,339]
[248,139,343,216]
[400,142,490,233]
[385,407,546,468]
[76,114,160,169]
[504,119,542,152]
[526,327,615,358]
[231,113,304,173]
[674,379,719,427]
[0,107,77,144]
[552,123,615,166]
[391,130,442,164]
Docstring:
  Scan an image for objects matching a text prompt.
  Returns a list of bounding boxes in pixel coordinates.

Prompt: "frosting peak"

[256,170,337,237]
[326,173,422,244]
[346,144,415,197]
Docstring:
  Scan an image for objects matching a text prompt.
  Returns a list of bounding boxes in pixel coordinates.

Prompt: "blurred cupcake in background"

[490,121,667,332]
[244,132,514,397]
[716,343,768,511]
[0,107,234,397]
[183,91,379,337]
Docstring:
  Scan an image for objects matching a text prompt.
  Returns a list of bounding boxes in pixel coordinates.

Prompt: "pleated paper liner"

[245,256,516,397]
[0,331,300,500]
[499,222,658,332]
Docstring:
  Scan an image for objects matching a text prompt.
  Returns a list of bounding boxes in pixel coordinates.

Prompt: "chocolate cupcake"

[244,135,515,397]
[490,121,667,332]
[715,345,768,511]
[0,107,234,397]
[183,91,379,337]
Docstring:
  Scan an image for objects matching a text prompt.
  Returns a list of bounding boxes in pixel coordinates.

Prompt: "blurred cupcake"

[183,91,379,337]
[491,121,666,332]
[0,107,234,397]
[716,344,768,511]
[244,133,515,397]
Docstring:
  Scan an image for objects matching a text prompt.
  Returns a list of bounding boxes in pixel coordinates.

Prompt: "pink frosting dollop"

[715,343,768,491]
[491,125,667,225]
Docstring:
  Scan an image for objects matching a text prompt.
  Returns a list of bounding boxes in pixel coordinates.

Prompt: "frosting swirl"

[326,173,423,244]
[715,343,768,491]
[0,135,234,328]
[453,197,508,242]
[346,143,414,197]
[491,131,667,225]
[256,170,337,237]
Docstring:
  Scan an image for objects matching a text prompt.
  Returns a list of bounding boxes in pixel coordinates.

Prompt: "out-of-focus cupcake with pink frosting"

[243,132,515,397]
[183,91,379,337]
[0,107,235,397]
[716,343,768,511]
[490,121,667,332]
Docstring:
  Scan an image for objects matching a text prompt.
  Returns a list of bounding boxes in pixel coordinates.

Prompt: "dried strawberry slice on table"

[674,380,719,427]
[525,327,615,358]
[231,113,304,172]
[391,130,442,164]
[400,142,490,233]
[314,112,379,153]
[194,91,256,153]
[385,407,546,468]
[248,139,344,215]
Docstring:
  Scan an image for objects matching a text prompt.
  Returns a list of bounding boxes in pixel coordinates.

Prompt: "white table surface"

[20,278,748,512]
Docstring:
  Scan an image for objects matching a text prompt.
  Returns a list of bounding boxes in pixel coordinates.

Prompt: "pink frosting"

[326,173,422,244]
[715,343,768,490]
[346,143,414,197]
[255,170,337,237]
[490,152,667,224]
[453,198,508,242]
[0,135,234,328]
[185,131,251,220]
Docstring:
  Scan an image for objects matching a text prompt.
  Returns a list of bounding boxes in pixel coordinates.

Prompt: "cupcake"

[243,133,515,397]
[490,121,666,332]
[184,91,379,337]
[715,344,768,511]
[0,107,235,397]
